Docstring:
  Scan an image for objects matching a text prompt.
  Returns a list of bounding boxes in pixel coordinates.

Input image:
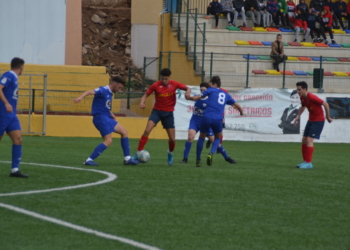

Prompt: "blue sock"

[184,141,192,159]
[89,143,107,160]
[196,137,205,160]
[121,137,130,157]
[217,146,229,159]
[12,144,22,170]
[210,138,221,154]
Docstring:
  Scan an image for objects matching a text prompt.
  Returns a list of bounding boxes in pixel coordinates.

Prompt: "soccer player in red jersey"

[293,81,332,169]
[133,68,191,165]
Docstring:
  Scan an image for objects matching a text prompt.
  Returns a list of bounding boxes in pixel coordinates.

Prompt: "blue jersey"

[190,96,208,123]
[91,86,113,116]
[0,71,19,117]
[201,87,235,119]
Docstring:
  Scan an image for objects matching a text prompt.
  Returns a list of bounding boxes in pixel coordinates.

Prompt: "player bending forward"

[74,76,139,166]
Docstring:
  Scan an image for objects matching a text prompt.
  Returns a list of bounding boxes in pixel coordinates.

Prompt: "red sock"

[302,144,307,161]
[168,141,176,152]
[305,146,314,163]
[137,135,148,151]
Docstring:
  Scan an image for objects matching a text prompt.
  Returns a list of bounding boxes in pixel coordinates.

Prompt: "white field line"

[0,161,163,250]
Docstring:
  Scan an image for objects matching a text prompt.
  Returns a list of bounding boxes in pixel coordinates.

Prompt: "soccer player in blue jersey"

[180,82,237,165]
[186,76,244,167]
[0,57,28,178]
[74,76,139,166]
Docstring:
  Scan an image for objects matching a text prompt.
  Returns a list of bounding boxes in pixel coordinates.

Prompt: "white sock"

[167,150,172,154]
[86,157,93,162]
[124,156,131,161]
[11,168,19,173]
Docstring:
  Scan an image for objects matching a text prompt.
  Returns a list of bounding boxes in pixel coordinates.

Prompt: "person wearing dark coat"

[206,0,223,29]
[278,90,301,134]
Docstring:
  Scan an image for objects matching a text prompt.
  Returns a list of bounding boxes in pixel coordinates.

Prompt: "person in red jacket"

[320,6,336,44]
[293,8,310,42]
[287,0,297,20]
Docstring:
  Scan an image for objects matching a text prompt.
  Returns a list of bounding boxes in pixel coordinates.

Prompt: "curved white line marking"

[0,161,163,250]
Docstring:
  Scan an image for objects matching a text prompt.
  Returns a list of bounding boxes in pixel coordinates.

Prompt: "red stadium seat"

[288,42,302,46]
[338,58,350,62]
[240,27,254,31]
[248,41,263,45]
[280,70,294,75]
[324,71,335,76]
[347,72,350,76]
[252,70,267,74]
[266,27,280,32]
[297,57,312,61]
[314,43,329,47]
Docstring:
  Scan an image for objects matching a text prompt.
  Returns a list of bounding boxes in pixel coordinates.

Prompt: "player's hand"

[293,117,299,126]
[73,97,82,104]
[140,103,146,109]
[5,103,13,113]
[327,117,333,123]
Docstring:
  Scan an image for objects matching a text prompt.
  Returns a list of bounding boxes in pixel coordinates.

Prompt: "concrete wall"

[65,0,82,65]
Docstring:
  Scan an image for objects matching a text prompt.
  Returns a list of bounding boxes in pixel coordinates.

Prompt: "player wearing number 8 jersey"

[186,77,244,167]
[293,81,332,169]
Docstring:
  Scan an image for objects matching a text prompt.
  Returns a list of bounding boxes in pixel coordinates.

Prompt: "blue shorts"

[149,109,174,129]
[0,116,21,136]
[303,121,325,139]
[189,118,214,136]
[199,116,223,135]
[93,115,118,137]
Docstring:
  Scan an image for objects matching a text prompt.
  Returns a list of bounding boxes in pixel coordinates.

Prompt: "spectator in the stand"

[270,34,286,72]
[232,0,247,27]
[334,0,348,30]
[205,0,223,29]
[277,0,292,28]
[220,0,235,26]
[297,0,309,19]
[324,0,338,28]
[258,0,273,27]
[320,6,337,43]
[293,8,311,42]
[245,0,261,27]
[267,0,280,27]
[307,9,325,42]
[287,0,297,20]
[309,0,325,12]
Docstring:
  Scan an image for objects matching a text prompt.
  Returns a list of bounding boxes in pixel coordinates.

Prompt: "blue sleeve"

[94,87,102,96]
[201,89,210,98]
[0,72,11,88]
[225,93,236,105]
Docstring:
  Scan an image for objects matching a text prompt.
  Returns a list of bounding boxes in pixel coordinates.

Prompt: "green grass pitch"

[0,136,349,250]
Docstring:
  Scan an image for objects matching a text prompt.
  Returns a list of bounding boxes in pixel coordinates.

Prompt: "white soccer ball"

[137,150,150,163]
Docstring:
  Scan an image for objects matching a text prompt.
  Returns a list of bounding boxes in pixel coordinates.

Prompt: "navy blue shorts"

[303,121,325,139]
[149,109,174,129]
[0,116,21,136]
[93,115,118,137]
[200,116,223,134]
[189,119,214,136]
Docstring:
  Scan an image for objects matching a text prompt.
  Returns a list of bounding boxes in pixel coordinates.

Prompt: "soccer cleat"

[84,160,99,166]
[207,153,213,166]
[180,158,188,163]
[131,152,138,160]
[10,171,29,178]
[168,152,173,165]
[196,159,202,167]
[206,140,211,149]
[298,162,313,169]
[124,158,140,165]
[296,161,306,168]
[225,157,237,164]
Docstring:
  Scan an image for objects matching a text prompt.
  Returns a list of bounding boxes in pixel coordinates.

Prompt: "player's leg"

[207,119,224,166]
[114,123,139,165]
[181,128,197,163]
[162,111,175,165]
[196,132,206,167]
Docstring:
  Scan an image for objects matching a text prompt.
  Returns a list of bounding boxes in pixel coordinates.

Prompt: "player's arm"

[322,101,333,123]
[232,103,245,116]
[140,93,150,109]
[184,87,192,100]
[294,106,306,126]
[73,90,95,103]
[0,85,13,113]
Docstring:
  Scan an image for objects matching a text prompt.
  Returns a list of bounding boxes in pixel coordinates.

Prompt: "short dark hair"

[296,81,308,90]
[11,57,25,69]
[210,76,221,88]
[290,89,298,96]
[199,82,210,89]
[277,34,282,37]
[111,76,125,86]
[160,68,171,76]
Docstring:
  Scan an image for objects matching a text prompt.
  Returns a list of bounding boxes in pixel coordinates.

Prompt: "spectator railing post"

[245,54,250,88]
[127,67,131,109]
[201,22,206,82]
[168,51,171,70]
[142,57,146,92]
[177,1,181,41]
[210,52,213,79]
[193,8,198,70]
[31,89,35,114]
[185,1,190,55]
[170,0,173,27]
[158,51,163,80]
[318,56,324,93]
[282,55,286,89]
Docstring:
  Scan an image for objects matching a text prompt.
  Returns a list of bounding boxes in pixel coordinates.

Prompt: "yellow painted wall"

[131,0,163,24]
[19,114,168,139]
